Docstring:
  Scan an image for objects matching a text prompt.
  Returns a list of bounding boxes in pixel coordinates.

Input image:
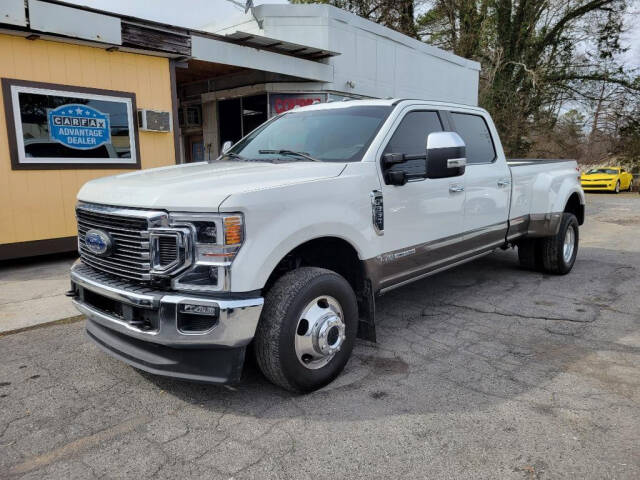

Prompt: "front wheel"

[254,267,358,392]
[540,213,579,275]
[614,181,620,193]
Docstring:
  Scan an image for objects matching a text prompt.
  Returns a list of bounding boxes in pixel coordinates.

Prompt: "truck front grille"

[158,236,179,265]
[76,203,180,282]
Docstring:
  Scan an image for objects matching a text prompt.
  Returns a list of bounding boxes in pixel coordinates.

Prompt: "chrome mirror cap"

[426,131,466,150]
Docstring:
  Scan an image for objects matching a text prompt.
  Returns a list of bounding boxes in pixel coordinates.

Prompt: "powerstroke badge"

[48,104,111,150]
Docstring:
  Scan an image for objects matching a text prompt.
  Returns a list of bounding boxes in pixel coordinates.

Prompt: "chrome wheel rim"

[294,296,345,370]
[563,226,575,264]
[615,182,620,192]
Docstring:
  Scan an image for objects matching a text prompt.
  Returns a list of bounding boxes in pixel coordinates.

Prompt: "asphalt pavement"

[1,192,639,479]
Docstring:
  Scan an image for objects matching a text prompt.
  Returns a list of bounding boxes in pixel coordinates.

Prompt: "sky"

[64,0,287,30]
[625,2,640,68]
[65,0,639,67]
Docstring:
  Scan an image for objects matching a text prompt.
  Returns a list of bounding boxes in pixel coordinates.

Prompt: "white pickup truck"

[69,99,585,392]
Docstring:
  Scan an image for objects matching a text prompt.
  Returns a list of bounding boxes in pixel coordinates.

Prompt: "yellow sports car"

[581,167,634,193]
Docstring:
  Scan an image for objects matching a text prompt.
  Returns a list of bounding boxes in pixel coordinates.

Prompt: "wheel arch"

[263,236,377,342]
[264,236,363,292]
[564,191,584,225]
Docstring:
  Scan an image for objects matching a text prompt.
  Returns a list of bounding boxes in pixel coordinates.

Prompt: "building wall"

[0,34,175,247]
[210,4,481,106]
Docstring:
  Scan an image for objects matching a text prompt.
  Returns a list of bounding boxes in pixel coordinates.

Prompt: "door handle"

[449,184,464,193]
[497,179,511,187]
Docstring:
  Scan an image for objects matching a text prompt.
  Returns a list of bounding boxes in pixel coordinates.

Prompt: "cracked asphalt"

[1,193,639,479]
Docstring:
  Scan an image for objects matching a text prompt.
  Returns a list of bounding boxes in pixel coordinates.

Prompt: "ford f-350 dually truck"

[69,99,585,392]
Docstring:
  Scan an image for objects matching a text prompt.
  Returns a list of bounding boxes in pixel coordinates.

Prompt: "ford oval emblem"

[84,229,112,256]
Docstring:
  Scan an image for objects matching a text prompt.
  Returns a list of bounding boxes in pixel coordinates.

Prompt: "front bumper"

[70,262,264,383]
[581,182,615,190]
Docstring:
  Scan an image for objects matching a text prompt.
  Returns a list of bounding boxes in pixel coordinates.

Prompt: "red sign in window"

[270,94,326,115]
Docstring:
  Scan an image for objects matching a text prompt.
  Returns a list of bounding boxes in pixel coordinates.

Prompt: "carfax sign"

[48,104,111,150]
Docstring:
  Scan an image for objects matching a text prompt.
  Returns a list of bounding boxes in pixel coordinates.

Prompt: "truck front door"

[375,108,467,291]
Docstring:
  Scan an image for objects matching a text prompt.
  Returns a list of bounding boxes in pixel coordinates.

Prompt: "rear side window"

[383,111,442,177]
[451,112,496,164]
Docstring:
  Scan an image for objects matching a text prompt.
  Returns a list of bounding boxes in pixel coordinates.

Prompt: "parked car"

[580,167,633,193]
[69,99,585,392]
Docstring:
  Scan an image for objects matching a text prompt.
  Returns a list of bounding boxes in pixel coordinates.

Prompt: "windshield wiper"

[219,152,246,161]
[258,149,321,162]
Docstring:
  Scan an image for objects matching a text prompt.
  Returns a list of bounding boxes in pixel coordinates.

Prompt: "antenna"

[223,0,254,13]
[222,0,262,27]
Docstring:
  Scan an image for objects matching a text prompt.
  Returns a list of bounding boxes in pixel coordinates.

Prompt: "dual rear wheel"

[518,213,579,275]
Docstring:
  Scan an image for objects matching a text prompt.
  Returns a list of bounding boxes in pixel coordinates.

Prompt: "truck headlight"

[168,213,244,292]
[193,221,218,243]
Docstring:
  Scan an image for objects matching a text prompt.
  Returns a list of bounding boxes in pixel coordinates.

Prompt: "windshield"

[586,168,618,175]
[226,105,392,162]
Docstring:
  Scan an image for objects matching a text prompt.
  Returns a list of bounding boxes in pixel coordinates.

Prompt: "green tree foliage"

[291,0,639,166]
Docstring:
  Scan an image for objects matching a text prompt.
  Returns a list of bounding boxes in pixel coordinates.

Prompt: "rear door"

[375,108,466,289]
[448,110,511,249]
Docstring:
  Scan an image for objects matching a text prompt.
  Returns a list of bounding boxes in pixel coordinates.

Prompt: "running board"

[378,250,494,295]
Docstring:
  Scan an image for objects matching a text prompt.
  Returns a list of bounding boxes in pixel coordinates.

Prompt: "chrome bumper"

[70,262,263,348]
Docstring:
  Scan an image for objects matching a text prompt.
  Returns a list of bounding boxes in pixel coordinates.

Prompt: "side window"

[450,112,496,164]
[383,111,442,178]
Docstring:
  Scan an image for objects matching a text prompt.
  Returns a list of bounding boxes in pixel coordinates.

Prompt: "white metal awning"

[223,31,340,60]
[191,33,334,82]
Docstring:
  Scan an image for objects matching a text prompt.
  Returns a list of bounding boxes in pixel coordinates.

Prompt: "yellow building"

[0,35,177,258]
[0,0,191,259]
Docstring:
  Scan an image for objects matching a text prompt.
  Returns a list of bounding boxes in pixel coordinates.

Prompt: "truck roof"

[296,98,488,114]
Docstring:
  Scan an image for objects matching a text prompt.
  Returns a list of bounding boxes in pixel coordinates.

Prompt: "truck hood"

[77,160,346,211]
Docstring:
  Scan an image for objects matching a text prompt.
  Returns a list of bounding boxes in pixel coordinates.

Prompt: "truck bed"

[508,158,575,166]
[508,158,580,220]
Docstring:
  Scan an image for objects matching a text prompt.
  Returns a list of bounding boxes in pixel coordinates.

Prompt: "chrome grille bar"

[76,202,178,283]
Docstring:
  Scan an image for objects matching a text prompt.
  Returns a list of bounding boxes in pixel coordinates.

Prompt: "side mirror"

[425,132,466,179]
[386,170,407,186]
[381,153,406,168]
[221,140,233,154]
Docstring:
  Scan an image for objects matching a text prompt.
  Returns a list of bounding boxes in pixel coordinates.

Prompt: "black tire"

[614,181,620,193]
[517,238,544,271]
[626,180,633,192]
[540,213,579,275]
[254,267,358,393]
